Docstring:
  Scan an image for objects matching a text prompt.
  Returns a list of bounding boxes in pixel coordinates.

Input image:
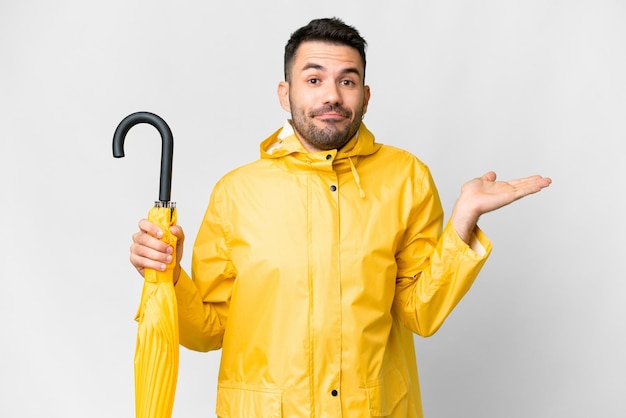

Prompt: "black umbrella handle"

[113,111,174,202]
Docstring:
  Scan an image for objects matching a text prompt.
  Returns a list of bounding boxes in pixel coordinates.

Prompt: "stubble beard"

[290,103,363,151]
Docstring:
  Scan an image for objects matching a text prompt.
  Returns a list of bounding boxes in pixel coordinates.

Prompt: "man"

[129,17,551,417]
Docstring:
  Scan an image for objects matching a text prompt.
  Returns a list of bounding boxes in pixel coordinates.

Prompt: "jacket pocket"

[363,367,408,417]
[216,383,282,418]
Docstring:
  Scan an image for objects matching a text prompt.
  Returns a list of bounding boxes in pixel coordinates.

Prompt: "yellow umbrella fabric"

[134,203,179,418]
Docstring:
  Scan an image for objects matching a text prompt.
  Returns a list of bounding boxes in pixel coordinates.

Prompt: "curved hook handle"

[113,111,174,202]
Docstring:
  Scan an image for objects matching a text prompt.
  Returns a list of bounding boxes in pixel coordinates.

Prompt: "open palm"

[461,171,552,216]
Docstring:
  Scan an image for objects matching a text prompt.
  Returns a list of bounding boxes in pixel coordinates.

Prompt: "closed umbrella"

[113,111,178,418]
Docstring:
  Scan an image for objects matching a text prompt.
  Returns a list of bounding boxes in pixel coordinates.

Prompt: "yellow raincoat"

[174,122,492,417]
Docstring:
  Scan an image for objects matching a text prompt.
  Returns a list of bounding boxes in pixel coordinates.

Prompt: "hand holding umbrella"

[113,111,179,418]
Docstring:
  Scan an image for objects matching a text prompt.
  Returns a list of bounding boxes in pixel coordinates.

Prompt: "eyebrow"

[301,63,362,78]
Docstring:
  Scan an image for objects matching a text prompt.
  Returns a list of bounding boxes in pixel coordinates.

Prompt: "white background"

[1,1,624,417]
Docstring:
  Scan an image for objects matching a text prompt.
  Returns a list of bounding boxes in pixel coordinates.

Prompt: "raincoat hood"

[260,120,382,160]
[260,121,381,198]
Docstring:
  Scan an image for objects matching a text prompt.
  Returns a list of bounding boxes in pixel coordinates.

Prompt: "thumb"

[170,225,185,242]
[482,171,497,182]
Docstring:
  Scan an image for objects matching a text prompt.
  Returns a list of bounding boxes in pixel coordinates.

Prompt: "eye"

[307,78,320,85]
[340,79,356,86]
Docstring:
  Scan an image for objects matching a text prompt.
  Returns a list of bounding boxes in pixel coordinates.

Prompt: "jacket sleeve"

[392,169,492,337]
[174,182,236,352]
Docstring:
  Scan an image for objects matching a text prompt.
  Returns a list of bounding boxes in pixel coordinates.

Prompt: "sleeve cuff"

[444,220,492,258]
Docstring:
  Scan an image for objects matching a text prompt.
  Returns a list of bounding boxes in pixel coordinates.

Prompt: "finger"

[132,230,173,254]
[129,251,169,272]
[508,175,544,186]
[504,175,549,190]
[138,218,164,239]
[169,225,185,241]
[508,177,551,199]
[536,176,552,188]
[481,171,497,182]
[518,176,552,190]
[130,240,173,265]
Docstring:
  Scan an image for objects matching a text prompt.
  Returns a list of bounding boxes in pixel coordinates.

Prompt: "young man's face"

[278,41,370,152]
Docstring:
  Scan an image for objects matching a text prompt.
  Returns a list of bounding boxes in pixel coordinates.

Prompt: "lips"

[309,105,351,119]
[316,112,345,120]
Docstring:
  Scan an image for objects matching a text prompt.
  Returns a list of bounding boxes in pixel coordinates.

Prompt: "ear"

[277,81,291,112]
[362,85,371,116]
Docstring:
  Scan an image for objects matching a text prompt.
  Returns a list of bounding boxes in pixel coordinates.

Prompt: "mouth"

[315,112,346,121]
[310,106,351,121]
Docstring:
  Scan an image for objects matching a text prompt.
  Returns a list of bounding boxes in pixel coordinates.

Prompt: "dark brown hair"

[283,17,367,82]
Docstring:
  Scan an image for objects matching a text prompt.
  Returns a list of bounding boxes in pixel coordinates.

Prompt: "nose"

[322,82,341,105]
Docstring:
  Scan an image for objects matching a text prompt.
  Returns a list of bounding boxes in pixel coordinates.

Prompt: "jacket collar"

[259,120,380,198]
[260,120,381,162]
